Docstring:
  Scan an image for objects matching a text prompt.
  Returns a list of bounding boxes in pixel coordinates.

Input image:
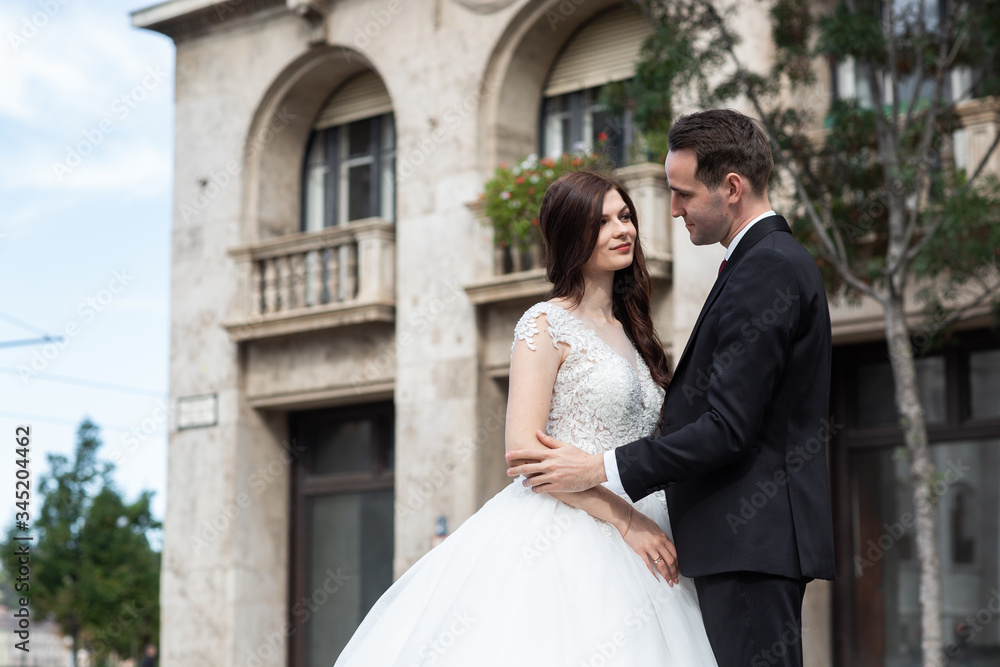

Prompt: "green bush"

[480,150,610,251]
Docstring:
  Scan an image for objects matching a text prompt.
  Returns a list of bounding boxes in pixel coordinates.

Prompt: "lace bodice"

[511,302,665,456]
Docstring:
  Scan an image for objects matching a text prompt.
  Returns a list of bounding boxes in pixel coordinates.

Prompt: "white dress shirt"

[603,210,776,497]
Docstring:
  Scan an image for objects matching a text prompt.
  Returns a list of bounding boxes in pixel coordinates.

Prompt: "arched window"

[540,5,653,166]
[303,71,395,231]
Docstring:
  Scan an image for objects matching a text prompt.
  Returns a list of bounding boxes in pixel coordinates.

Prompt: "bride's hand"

[620,509,679,586]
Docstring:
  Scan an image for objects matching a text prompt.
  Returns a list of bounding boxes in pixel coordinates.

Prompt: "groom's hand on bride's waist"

[505,431,608,493]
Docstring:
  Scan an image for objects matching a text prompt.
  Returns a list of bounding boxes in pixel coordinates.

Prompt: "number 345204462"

[15,426,30,521]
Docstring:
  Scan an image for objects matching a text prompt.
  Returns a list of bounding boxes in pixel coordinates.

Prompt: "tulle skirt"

[334,478,718,666]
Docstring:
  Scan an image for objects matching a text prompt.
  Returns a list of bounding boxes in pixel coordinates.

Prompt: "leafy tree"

[1,419,161,666]
[79,487,161,663]
[0,559,16,607]
[614,1,1000,664]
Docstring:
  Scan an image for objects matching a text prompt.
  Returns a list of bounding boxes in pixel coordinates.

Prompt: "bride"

[334,170,717,666]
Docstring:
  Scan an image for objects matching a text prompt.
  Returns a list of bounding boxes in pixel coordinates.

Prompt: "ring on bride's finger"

[652,556,663,564]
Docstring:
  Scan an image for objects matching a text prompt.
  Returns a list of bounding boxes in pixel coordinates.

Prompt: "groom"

[506,109,835,666]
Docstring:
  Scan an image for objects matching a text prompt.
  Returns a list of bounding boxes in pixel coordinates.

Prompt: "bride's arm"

[507,314,678,583]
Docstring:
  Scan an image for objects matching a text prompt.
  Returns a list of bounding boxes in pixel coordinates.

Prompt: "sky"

[0,0,175,537]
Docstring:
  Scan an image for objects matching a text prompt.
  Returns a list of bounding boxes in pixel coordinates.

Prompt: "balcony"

[224,217,395,342]
[465,163,675,379]
[953,96,1000,178]
[464,162,673,306]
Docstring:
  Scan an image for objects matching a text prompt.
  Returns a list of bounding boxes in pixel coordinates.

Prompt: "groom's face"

[665,149,729,246]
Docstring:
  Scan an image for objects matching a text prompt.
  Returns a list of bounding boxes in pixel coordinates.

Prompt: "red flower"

[597,132,609,142]
[527,187,536,194]
[515,176,526,184]
[499,161,508,169]
[531,218,539,226]
[541,157,555,168]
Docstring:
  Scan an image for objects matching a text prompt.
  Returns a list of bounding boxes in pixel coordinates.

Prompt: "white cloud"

[0,1,174,197]
[99,295,170,315]
[0,194,79,235]
[1,138,171,196]
[0,2,173,126]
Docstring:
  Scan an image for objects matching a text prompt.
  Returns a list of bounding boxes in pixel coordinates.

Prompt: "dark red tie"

[718,259,727,275]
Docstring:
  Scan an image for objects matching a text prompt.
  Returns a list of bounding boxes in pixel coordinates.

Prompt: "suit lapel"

[670,216,793,378]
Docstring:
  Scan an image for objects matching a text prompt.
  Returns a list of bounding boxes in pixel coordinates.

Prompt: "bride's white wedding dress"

[334,302,717,666]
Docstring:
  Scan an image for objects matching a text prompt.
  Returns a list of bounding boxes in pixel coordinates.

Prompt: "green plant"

[480,150,610,251]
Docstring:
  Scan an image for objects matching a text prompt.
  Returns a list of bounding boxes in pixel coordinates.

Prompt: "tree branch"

[842,0,910,295]
[887,0,902,126]
[900,0,928,138]
[945,44,999,108]
[967,128,1000,187]
[924,273,1000,334]
[905,127,1000,267]
[703,0,883,303]
[888,0,961,278]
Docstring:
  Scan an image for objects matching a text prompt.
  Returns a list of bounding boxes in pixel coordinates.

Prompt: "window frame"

[287,401,395,667]
[300,112,395,232]
[539,85,633,167]
[830,330,1000,666]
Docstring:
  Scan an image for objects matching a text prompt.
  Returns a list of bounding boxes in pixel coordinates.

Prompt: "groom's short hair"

[667,109,773,196]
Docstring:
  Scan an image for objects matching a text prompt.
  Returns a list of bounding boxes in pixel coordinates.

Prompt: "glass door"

[289,403,394,667]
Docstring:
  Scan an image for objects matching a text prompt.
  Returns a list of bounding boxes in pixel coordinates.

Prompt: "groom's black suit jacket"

[616,215,836,581]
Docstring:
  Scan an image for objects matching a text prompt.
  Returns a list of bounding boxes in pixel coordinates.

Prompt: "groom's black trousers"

[694,572,808,667]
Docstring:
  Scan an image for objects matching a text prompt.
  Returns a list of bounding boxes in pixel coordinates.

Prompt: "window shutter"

[543,6,654,97]
[314,71,393,129]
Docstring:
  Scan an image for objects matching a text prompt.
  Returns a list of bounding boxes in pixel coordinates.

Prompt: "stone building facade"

[133,0,1000,665]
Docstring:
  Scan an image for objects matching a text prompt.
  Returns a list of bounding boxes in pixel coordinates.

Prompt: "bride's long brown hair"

[539,170,672,388]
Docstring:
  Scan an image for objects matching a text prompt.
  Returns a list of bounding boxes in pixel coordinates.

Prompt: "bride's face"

[583,188,635,275]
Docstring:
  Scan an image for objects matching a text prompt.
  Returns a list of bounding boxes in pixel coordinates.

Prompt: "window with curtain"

[539,5,653,167]
[302,71,396,231]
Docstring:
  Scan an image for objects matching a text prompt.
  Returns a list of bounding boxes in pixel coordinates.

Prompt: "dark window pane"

[380,113,395,150]
[970,350,1000,420]
[305,490,394,667]
[590,107,625,166]
[916,357,946,423]
[347,164,372,221]
[855,357,946,427]
[312,421,374,475]
[950,487,975,564]
[560,117,571,153]
[856,362,897,426]
[346,119,372,157]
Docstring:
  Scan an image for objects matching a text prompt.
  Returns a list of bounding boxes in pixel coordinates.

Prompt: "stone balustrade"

[466,162,673,306]
[224,217,395,341]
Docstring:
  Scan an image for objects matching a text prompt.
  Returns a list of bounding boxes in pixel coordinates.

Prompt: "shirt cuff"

[604,450,628,497]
